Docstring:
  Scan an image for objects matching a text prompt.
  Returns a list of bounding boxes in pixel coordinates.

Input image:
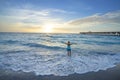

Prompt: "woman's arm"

[71,43,77,45]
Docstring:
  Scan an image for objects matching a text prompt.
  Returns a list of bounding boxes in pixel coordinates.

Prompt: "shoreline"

[0,64,120,80]
[80,32,120,36]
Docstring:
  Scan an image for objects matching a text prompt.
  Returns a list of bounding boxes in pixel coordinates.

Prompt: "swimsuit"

[67,45,71,51]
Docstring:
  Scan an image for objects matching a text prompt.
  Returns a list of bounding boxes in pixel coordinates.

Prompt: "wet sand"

[0,64,120,80]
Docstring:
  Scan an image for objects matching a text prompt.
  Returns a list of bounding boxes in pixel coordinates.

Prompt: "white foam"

[0,51,120,76]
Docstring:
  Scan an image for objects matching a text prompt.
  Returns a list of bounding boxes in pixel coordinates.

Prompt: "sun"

[43,24,54,33]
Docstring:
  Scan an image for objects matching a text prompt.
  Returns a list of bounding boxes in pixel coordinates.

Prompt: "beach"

[0,64,120,80]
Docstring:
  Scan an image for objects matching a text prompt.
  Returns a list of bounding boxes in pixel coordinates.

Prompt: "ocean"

[0,32,120,76]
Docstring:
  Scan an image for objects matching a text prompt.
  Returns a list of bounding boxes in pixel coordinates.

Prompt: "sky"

[0,0,120,33]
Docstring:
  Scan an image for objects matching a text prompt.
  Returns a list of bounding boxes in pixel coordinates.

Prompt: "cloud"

[0,8,65,26]
[67,10,120,27]
[1,7,120,33]
[0,7,75,28]
[0,8,68,32]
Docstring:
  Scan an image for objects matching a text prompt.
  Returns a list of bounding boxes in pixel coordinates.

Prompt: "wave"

[88,51,117,56]
[0,50,28,54]
[82,40,120,45]
[0,40,19,44]
[0,51,120,76]
[23,43,65,50]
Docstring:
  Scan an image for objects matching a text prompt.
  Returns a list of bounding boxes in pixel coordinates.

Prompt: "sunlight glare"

[43,24,54,33]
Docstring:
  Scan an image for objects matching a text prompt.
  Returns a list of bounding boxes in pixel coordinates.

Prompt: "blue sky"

[0,0,120,33]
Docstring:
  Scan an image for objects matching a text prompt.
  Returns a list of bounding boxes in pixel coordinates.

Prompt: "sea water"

[0,32,120,76]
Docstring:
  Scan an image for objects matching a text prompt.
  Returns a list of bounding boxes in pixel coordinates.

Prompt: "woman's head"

[68,41,70,43]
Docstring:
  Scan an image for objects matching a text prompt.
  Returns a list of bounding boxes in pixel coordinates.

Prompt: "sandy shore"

[0,64,120,80]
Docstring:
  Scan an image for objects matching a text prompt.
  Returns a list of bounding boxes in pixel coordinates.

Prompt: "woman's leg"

[69,51,71,56]
[68,51,71,56]
[67,51,69,56]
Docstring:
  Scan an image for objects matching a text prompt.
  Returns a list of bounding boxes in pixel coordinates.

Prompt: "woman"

[66,41,72,56]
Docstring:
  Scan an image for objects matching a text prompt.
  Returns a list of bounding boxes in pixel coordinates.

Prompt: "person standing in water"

[66,41,72,56]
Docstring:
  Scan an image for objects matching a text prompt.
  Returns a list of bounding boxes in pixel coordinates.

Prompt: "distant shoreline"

[80,32,120,36]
